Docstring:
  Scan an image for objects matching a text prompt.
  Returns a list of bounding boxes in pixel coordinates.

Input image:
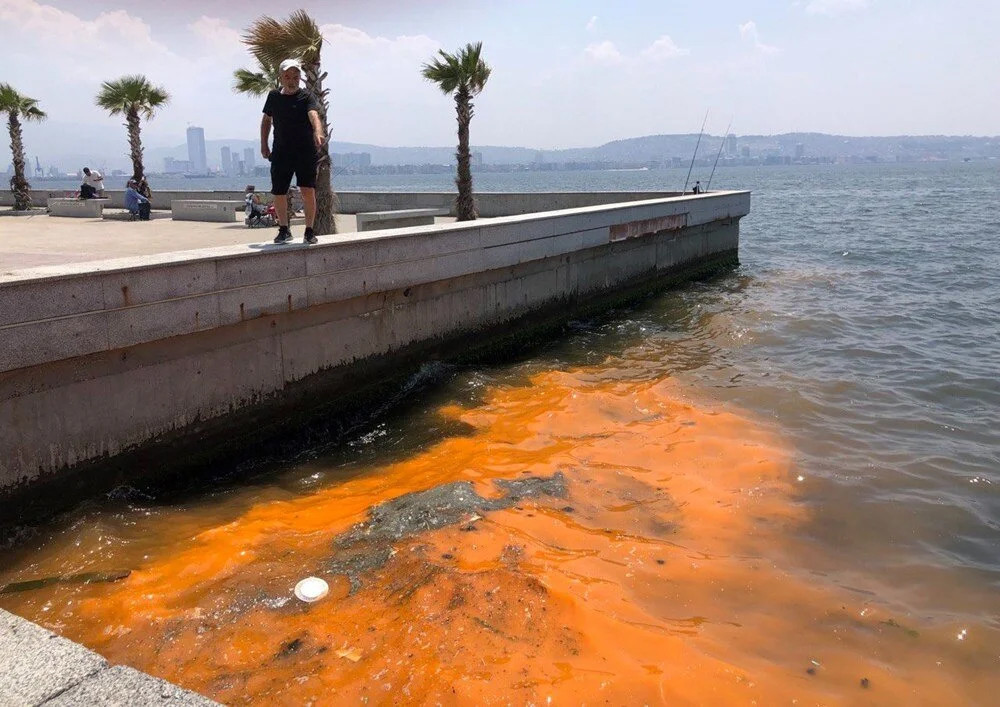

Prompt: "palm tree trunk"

[304,63,338,235]
[454,87,476,221]
[126,109,144,180]
[7,113,32,211]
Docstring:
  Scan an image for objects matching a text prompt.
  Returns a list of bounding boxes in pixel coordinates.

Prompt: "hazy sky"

[1,0,998,152]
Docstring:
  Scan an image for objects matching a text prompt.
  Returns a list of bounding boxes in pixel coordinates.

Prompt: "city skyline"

[15,129,997,180]
[1,0,998,166]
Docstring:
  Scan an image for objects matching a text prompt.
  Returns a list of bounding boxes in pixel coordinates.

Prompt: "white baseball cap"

[279,59,302,72]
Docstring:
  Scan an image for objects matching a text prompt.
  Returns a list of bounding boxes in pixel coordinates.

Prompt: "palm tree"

[95,75,169,182]
[243,11,338,235]
[0,84,46,211]
[421,42,491,221]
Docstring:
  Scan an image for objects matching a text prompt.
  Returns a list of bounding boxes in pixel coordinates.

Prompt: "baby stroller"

[245,200,277,228]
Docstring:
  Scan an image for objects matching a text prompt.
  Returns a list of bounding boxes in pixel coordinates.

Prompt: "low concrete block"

[0,608,107,706]
[357,208,449,232]
[170,200,242,222]
[47,198,108,218]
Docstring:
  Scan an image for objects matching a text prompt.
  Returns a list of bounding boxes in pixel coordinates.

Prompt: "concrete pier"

[0,191,749,521]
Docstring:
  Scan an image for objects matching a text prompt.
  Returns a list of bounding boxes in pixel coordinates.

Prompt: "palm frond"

[421,51,461,94]
[233,66,277,96]
[283,10,323,64]
[0,83,47,120]
[421,43,491,96]
[243,16,289,67]
[243,12,322,68]
[95,75,170,120]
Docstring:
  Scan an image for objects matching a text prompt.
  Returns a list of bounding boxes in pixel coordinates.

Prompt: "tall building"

[186,126,207,174]
[164,157,193,173]
[243,148,255,172]
[726,134,737,156]
[220,146,232,176]
[332,152,372,172]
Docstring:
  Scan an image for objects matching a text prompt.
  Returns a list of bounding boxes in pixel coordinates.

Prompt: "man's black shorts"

[270,148,317,194]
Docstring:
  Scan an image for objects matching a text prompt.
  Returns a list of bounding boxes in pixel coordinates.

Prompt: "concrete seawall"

[0,191,749,522]
[1,189,679,218]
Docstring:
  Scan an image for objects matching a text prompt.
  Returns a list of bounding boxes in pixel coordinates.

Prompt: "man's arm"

[308,110,325,148]
[260,115,272,159]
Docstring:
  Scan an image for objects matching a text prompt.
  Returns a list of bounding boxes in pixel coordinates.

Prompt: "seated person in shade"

[124,179,150,216]
[134,174,152,200]
[287,185,301,217]
[244,185,266,216]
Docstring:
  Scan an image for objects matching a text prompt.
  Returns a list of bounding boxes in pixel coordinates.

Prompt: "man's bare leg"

[273,194,289,226]
[301,187,316,229]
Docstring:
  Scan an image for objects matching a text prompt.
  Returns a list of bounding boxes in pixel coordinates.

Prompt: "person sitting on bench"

[125,179,151,219]
[79,167,104,199]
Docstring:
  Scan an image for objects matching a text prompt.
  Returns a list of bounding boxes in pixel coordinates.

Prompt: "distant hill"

[146,133,1000,170]
[545,133,1000,163]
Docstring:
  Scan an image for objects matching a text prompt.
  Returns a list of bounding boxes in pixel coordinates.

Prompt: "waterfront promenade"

[0,211,444,272]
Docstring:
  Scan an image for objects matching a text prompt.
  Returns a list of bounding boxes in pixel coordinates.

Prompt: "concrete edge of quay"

[0,608,220,706]
[0,189,682,219]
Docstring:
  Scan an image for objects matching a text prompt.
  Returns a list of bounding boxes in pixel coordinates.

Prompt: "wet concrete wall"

[0,192,749,515]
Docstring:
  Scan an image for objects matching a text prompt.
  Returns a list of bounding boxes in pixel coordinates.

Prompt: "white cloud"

[584,40,624,64]
[805,0,869,16]
[739,21,781,54]
[0,0,169,57]
[189,16,243,58]
[641,35,690,60]
[586,16,598,32]
[320,24,438,60]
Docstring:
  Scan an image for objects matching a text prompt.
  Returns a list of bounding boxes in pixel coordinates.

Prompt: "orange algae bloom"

[4,370,995,704]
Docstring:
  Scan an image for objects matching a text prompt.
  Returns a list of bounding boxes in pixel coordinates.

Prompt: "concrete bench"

[356,207,449,232]
[47,198,109,218]
[171,200,242,222]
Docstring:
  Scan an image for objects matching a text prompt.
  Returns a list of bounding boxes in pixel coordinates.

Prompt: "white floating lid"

[294,576,329,602]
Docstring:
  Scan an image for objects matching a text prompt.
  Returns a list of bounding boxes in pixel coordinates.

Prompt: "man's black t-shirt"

[263,89,320,157]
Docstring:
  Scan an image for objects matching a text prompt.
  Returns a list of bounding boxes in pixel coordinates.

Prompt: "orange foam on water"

[2,370,994,704]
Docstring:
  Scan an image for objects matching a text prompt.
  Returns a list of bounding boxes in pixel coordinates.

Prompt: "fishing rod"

[682,109,709,194]
[706,119,733,192]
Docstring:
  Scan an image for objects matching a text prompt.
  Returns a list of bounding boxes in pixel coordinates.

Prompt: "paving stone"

[44,665,220,706]
[0,609,107,706]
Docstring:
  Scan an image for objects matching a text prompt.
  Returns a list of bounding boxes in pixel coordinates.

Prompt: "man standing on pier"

[260,59,325,244]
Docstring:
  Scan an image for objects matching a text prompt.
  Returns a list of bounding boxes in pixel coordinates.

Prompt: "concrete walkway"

[1,609,218,706]
[0,210,454,273]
